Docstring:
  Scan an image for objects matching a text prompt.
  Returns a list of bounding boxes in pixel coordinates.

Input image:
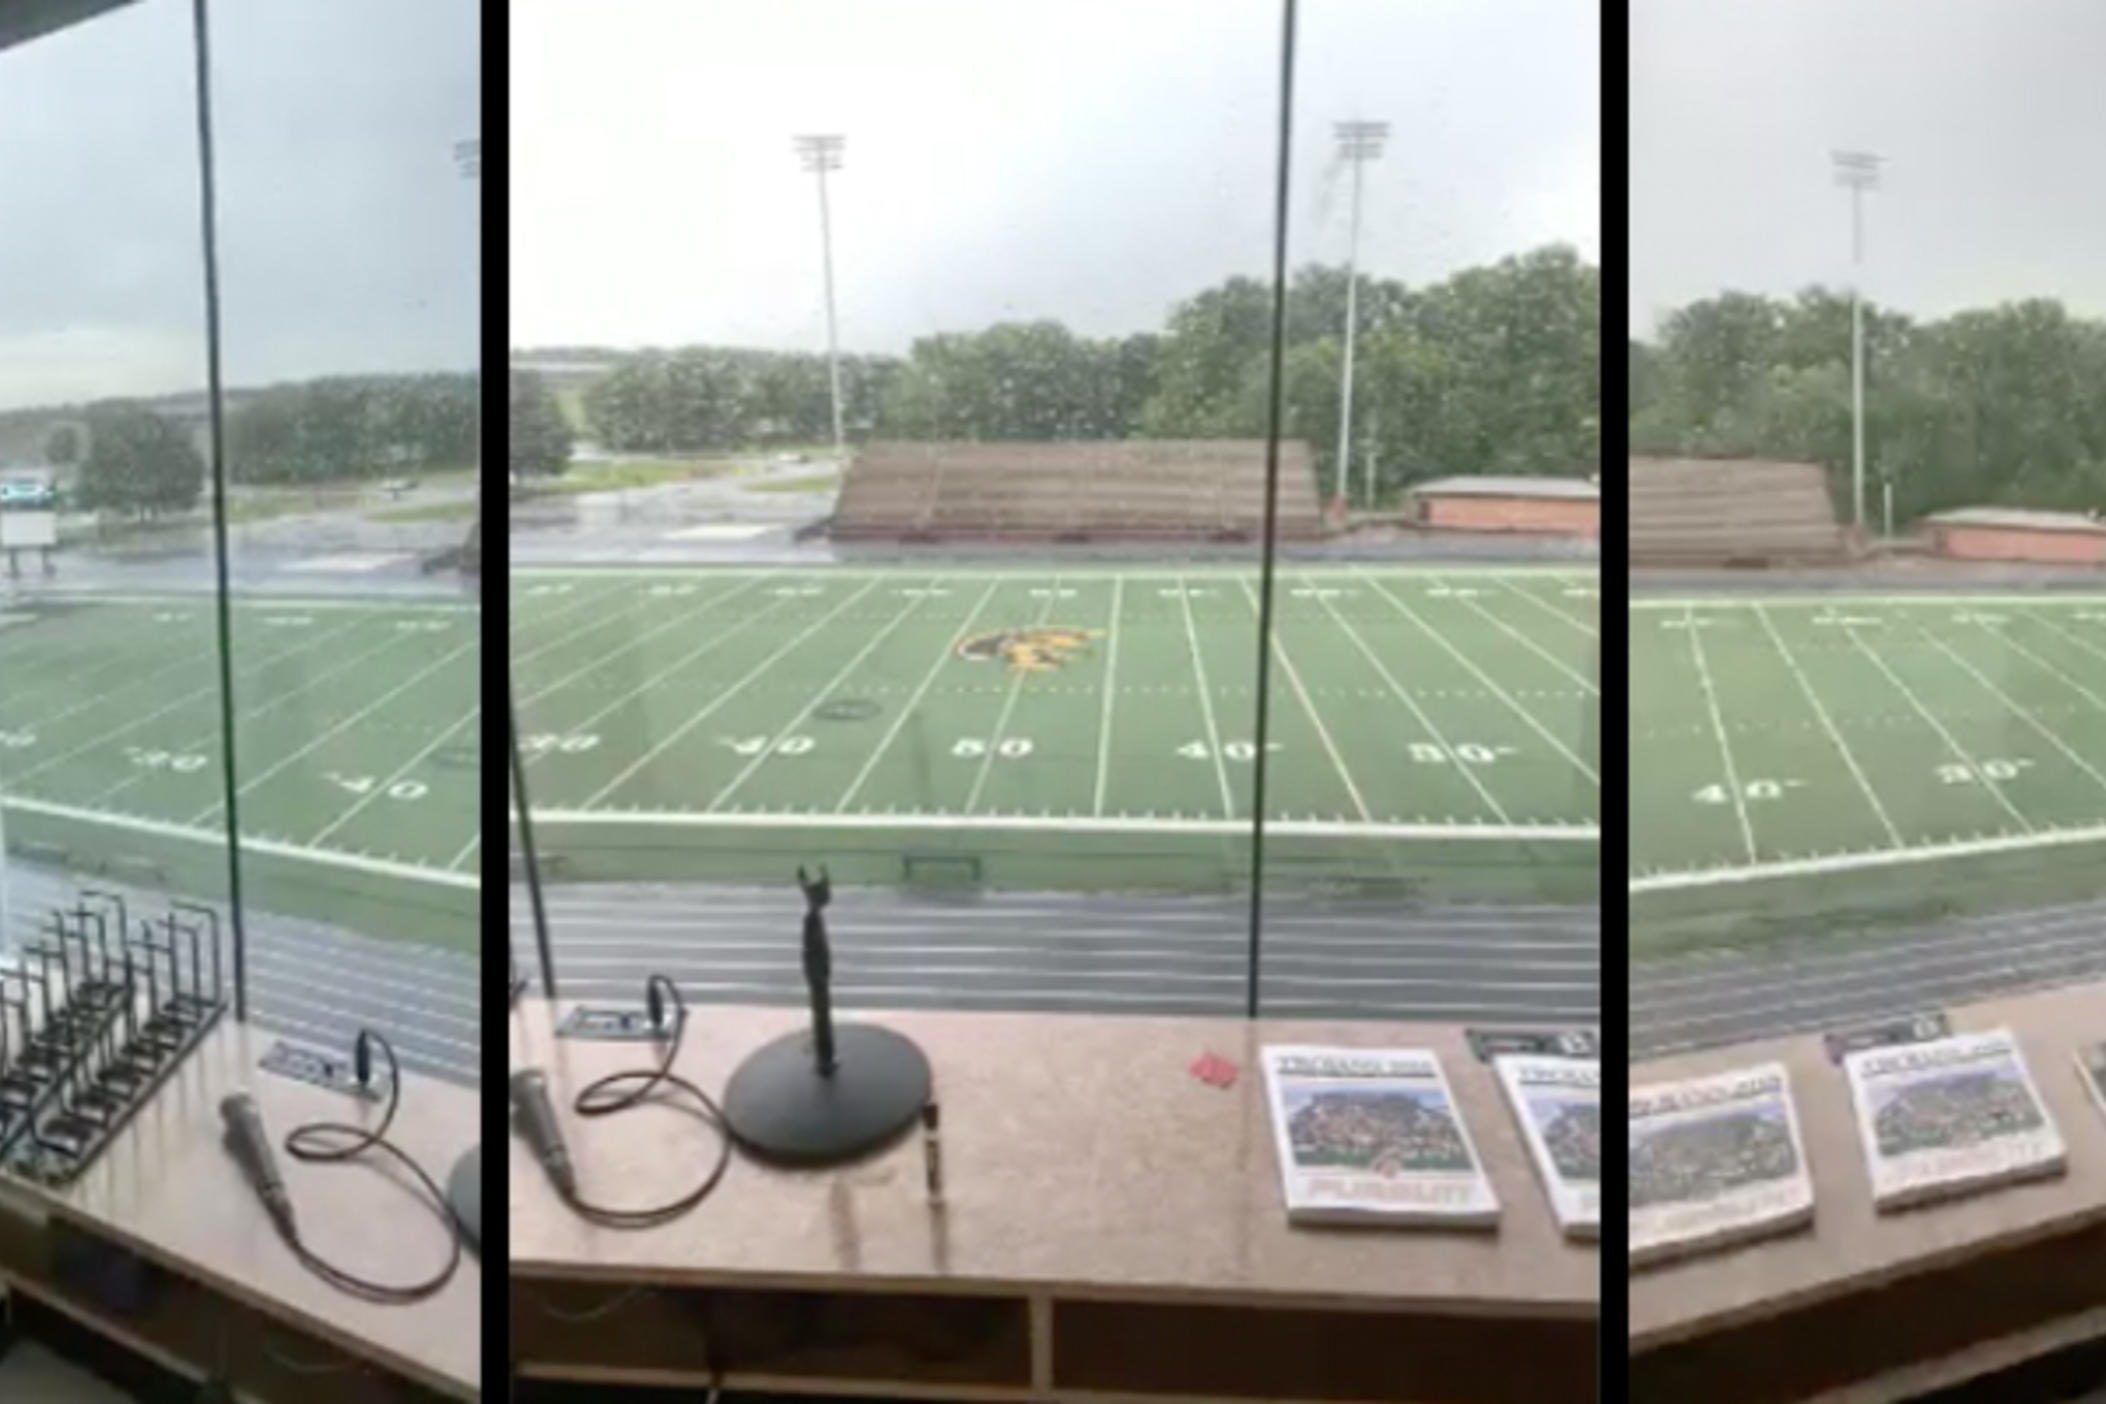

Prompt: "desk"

[0,1018,480,1401]
[1629,977,2106,1403]
[510,999,1599,1404]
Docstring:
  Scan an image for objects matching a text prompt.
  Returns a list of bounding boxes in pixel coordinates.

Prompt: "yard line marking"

[528,808,1596,840]
[966,576,1064,815]
[0,794,477,888]
[308,703,481,845]
[195,639,478,823]
[1363,574,1598,786]
[835,578,1004,813]
[1991,619,2106,713]
[2024,607,2106,678]
[3,613,371,788]
[1174,573,1235,819]
[515,572,778,701]
[1236,578,1370,821]
[1752,604,1904,848]
[584,580,883,807]
[508,574,645,648]
[1842,624,2035,832]
[522,593,805,771]
[447,833,481,871]
[89,616,446,806]
[1446,587,1598,695]
[1313,590,1512,824]
[1498,576,1596,637]
[709,583,934,812]
[1683,603,1759,862]
[1091,576,1124,819]
[1913,625,2106,797]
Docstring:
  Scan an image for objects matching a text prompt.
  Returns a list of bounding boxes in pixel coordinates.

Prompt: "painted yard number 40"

[1694,779,1803,804]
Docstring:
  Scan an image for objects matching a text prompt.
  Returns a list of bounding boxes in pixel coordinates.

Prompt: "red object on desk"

[1189,1052,1239,1089]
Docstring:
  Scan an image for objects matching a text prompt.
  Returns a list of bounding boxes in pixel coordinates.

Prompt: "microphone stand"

[721,866,932,1165]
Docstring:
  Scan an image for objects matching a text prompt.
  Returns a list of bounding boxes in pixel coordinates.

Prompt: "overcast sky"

[510,0,1598,355]
[0,0,478,412]
[1631,0,2106,340]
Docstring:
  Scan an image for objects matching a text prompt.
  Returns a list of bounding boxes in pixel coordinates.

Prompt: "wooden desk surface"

[1629,977,2106,1350]
[0,1017,481,1399]
[508,999,1599,1318]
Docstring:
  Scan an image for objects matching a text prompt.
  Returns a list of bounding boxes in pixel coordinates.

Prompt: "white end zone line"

[0,794,476,889]
[1630,824,2106,893]
[525,809,1597,841]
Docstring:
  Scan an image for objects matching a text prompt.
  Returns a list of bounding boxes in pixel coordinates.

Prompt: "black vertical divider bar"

[1244,0,1299,1019]
[509,678,559,1001]
[190,0,246,1022]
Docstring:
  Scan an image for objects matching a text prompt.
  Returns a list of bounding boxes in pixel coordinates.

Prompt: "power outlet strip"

[258,1040,389,1101]
[556,1005,681,1041]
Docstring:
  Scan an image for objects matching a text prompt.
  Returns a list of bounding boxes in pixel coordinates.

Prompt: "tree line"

[1630,290,2106,524]
[509,244,1600,503]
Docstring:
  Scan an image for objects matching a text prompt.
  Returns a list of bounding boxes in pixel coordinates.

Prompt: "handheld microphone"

[221,1094,297,1241]
[511,1069,577,1197]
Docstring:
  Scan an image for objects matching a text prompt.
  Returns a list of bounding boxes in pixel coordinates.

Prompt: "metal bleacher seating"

[831,440,1325,543]
[1628,456,1852,566]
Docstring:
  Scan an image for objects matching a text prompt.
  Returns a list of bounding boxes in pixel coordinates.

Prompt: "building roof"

[1925,506,2106,536]
[1407,475,1598,501]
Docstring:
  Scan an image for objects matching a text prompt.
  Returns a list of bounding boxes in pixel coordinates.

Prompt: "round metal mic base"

[722,1023,932,1167]
[447,1145,480,1253]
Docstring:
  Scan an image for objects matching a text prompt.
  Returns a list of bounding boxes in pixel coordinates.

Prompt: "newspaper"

[1260,1045,1499,1227]
[1846,1029,2065,1210]
[1494,1054,1599,1238]
[1629,1062,1813,1267]
[2080,1040,2106,1124]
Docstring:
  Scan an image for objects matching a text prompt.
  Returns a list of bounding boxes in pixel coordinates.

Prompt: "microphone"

[221,1094,297,1241]
[510,1069,577,1197]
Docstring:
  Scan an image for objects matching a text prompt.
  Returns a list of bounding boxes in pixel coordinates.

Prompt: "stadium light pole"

[794,134,848,464]
[1333,120,1387,510]
[1833,150,1881,537]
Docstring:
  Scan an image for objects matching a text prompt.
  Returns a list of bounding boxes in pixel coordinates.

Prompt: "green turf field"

[1630,592,2106,950]
[0,592,480,946]
[510,564,1601,898]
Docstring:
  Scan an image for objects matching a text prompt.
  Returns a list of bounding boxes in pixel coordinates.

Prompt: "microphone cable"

[548,974,733,1229]
[278,1030,463,1303]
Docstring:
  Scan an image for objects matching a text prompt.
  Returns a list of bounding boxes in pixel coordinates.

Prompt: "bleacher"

[831,440,1325,543]
[1629,457,1851,566]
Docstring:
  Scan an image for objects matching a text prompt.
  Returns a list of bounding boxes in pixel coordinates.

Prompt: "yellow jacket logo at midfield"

[956,626,1103,674]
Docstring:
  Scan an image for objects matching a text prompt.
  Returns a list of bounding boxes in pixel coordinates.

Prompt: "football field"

[0,592,481,948]
[511,564,1601,898]
[1631,593,2106,944]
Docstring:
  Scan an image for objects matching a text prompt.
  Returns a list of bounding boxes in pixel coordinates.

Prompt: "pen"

[922,1099,943,1204]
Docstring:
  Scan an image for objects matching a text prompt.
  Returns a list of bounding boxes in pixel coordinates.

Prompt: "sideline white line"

[583,580,883,806]
[1752,603,1904,848]
[527,808,1596,840]
[1631,593,2106,610]
[832,579,1003,813]
[513,563,1589,581]
[1844,621,2034,832]
[1174,573,1235,819]
[1684,604,1758,862]
[1237,578,1371,821]
[1314,589,1512,824]
[710,582,934,811]
[1091,576,1124,819]
[1365,574,1598,785]
[1628,824,2106,892]
[0,793,478,888]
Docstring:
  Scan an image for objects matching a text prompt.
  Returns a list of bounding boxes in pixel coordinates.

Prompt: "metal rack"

[0,892,227,1187]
